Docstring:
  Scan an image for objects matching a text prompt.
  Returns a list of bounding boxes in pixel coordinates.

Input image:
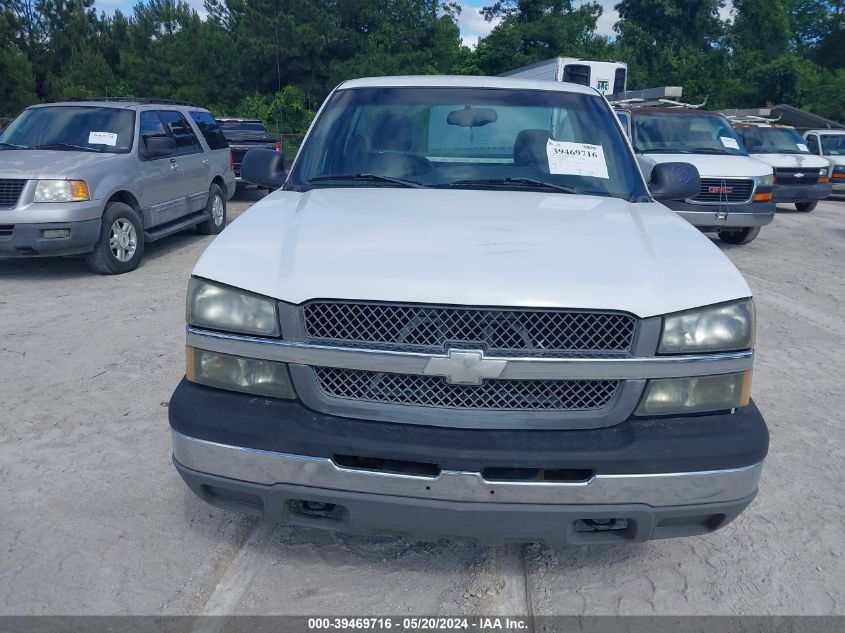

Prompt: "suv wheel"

[198,184,227,235]
[86,202,145,274]
[795,201,817,212]
[718,226,761,245]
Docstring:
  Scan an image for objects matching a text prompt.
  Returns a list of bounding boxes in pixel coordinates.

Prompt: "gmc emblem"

[708,185,733,194]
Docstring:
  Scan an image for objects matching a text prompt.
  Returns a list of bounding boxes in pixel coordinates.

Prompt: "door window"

[139,111,173,160]
[189,111,229,150]
[157,110,203,156]
[806,134,820,155]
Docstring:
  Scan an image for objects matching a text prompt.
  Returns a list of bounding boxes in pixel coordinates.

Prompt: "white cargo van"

[804,129,845,194]
[732,122,831,212]
[617,106,775,245]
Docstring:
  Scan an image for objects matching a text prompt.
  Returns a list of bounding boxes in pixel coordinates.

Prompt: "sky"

[94,0,734,50]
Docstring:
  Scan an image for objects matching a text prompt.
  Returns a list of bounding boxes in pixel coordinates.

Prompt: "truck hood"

[193,188,751,319]
[0,149,118,179]
[749,153,830,169]
[637,153,772,179]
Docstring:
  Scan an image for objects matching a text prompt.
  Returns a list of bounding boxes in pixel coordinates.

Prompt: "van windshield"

[0,106,134,153]
[633,112,747,156]
[736,126,810,154]
[288,86,647,201]
[821,134,845,156]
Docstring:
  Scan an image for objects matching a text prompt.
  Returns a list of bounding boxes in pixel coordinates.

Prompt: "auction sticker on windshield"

[88,132,118,146]
[797,143,809,152]
[720,136,740,150]
[546,140,609,179]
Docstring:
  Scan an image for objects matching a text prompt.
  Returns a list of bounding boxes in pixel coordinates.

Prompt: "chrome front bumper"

[172,430,762,508]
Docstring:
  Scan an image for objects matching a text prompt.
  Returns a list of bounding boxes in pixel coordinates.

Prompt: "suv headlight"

[756,174,773,188]
[187,277,280,336]
[659,299,755,354]
[33,180,90,202]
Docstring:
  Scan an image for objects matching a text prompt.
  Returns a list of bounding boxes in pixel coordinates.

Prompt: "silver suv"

[0,98,235,273]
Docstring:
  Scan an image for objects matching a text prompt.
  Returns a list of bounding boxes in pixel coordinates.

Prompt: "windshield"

[0,106,134,153]
[821,134,845,156]
[632,112,746,156]
[218,120,269,139]
[289,86,647,201]
[736,126,809,154]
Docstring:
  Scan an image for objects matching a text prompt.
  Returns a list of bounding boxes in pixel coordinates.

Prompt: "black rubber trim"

[168,378,768,475]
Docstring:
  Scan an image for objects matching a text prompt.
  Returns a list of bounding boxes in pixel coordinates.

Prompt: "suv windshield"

[821,134,845,156]
[218,120,269,140]
[632,112,746,156]
[289,86,647,201]
[735,126,809,154]
[0,106,134,153]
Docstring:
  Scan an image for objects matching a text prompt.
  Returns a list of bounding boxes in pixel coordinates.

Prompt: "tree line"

[1,0,843,132]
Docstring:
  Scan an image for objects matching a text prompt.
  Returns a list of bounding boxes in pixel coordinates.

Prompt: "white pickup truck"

[168,76,768,545]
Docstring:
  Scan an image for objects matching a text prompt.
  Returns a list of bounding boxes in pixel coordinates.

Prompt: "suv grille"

[0,179,26,209]
[774,168,819,186]
[314,367,619,411]
[692,178,754,203]
[302,302,636,357]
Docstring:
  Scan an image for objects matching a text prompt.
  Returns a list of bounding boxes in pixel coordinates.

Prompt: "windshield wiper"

[638,148,692,154]
[448,177,579,194]
[34,143,102,153]
[308,173,427,188]
[690,148,736,155]
[0,142,30,150]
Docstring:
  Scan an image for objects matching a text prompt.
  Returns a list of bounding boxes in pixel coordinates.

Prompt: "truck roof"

[624,107,725,117]
[338,75,598,96]
[806,129,845,135]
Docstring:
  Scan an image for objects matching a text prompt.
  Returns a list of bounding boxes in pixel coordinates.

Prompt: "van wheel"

[85,202,144,274]
[198,184,226,235]
[718,226,761,245]
[795,201,817,212]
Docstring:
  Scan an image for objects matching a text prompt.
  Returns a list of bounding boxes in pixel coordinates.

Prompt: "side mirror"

[648,162,700,201]
[141,136,175,159]
[241,148,286,189]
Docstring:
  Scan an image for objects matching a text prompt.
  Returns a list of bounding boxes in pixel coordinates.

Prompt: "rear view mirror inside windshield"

[447,106,498,128]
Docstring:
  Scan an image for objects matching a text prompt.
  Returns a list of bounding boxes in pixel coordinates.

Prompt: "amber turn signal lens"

[69,180,90,200]
[753,191,772,202]
[818,177,830,184]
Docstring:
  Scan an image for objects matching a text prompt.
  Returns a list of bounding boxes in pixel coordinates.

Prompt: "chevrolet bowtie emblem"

[422,349,507,385]
[794,173,805,178]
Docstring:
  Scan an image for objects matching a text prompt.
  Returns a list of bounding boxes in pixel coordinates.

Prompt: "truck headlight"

[820,167,829,177]
[33,180,90,202]
[186,347,295,399]
[636,371,752,415]
[659,299,755,354]
[756,174,773,188]
[187,277,280,336]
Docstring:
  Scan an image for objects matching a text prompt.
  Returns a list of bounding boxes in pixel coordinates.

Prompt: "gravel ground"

[1,192,843,616]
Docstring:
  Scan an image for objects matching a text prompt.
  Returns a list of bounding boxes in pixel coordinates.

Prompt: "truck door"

[157,110,210,214]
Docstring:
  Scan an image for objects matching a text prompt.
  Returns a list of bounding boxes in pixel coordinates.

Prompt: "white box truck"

[500,57,627,95]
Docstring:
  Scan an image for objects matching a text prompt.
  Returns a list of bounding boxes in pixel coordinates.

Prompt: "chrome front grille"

[0,179,26,209]
[313,367,619,411]
[692,178,754,203]
[302,302,636,357]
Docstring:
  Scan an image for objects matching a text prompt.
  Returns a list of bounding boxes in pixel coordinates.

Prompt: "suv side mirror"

[141,136,176,159]
[648,162,700,201]
[241,148,287,189]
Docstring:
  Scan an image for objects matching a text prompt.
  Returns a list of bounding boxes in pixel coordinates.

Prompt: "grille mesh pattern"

[313,367,619,411]
[692,178,754,203]
[0,179,26,209]
[303,303,635,357]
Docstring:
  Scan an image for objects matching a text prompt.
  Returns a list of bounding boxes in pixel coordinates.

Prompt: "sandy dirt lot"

[1,192,844,616]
